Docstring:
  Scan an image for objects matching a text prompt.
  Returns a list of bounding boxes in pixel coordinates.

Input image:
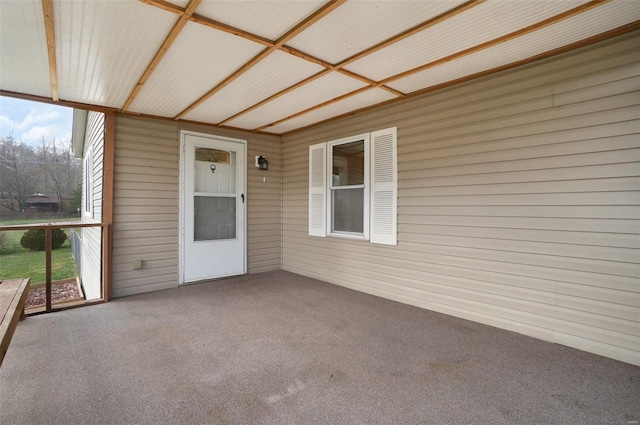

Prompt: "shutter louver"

[309,143,326,237]
[370,127,397,245]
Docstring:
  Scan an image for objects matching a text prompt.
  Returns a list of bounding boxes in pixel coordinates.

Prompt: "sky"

[0,96,73,146]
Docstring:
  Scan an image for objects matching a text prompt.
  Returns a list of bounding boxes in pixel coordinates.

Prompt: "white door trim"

[178,130,247,285]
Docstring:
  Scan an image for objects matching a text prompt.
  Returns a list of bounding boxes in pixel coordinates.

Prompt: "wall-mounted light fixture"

[256,155,269,171]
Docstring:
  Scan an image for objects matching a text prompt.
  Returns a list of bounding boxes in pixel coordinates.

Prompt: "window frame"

[326,133,370,240]
[83,147,93,218]
[308,126,397,246]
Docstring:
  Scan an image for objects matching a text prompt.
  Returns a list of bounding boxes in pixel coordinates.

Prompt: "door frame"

[178,130,248,285]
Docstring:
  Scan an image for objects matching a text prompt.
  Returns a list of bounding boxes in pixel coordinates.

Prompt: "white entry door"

[180,131,246,284]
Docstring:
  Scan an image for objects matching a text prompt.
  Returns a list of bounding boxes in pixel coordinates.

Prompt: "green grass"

[0,229,78,285]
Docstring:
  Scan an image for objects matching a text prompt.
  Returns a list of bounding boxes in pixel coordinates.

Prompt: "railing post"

[45,228,52,312]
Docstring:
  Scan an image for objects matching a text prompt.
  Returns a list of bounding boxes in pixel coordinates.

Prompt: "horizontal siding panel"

[553,60,640,95]
[284,255,637,349]
[113,205,176,214]
[114,172,177,184]
[399,192,638,206]
[283,237,640,294]
[113,228,177,239]
[113,258,178,274]
[401,105,640,154]
[402,148,640,178]
[113,251,178,264]
[402,134,640,168]
[555,76,640,106]
[112,280,178,298]
[111,242,177,255]
[282,33,640,365]
[401,163,640,186]
[116,164,178,177]
[113,236,177,248]
[399,224,640,249]
[400,176,640,195]
[284,250,638,336]
[113,213,177,222]
[399,213,639,234]
[399,205,640,219]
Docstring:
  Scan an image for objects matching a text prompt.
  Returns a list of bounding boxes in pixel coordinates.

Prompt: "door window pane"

[332,188,364,233]
[194,196,236,241]
[195,149,235,194]
[332,140,364,186]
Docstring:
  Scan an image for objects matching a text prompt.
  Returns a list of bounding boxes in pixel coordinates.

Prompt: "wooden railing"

[0,222,109,314]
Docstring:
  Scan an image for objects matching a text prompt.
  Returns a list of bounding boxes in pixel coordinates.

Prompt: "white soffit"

[183,50,324,125]
[226,72,368,130]
[0,1,51,97]
[286,0,465,64]
[267,87,398,134]
[55,1,174,108]
[388,0,640,94]
[196,0,324,41]
[344,0,590,82]
[128,21,263,117]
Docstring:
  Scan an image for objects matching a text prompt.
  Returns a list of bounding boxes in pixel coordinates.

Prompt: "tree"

[37,137,81,211]
[0,134,81,212]
[0,134,39,211]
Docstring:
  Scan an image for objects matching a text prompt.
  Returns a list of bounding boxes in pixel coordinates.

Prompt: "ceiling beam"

[217,70,332,126]
[190,14,274,48]
[275,0,347,47]
[337,0,485,69]
[280,21,640,137]
[256,86,374,131]
[174,47,275,119]
[173,0,346,120]
[380,0,611,86]
[122,0,202,112]
[214,0,481,125]
[41,0,58,102]
[138,0,183,15]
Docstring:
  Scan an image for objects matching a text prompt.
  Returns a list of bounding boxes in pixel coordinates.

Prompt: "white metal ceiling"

[0,0,638,135]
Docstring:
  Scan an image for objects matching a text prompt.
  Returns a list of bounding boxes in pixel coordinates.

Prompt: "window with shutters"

[309,127,397,245]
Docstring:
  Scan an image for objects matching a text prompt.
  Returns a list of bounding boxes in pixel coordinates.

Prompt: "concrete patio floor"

[1,270,638,424]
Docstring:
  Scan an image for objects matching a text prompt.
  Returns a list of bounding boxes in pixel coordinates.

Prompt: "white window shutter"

[369,127,397,245]
[309,143,327,237]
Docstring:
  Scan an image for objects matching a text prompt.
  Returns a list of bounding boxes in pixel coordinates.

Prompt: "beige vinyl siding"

[281,32,640,366]
[112,115,281,298]
[81,111,105,300]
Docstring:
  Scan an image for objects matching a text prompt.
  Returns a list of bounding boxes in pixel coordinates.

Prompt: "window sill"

[328,232,368,241]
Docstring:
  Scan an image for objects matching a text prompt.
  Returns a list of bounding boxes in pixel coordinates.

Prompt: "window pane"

[194,196,236,241]
[332,140,364,186]
[332,188,364,234]
[195,149,235,194]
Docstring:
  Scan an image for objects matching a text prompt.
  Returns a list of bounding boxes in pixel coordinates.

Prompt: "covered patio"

[1,271,638,424]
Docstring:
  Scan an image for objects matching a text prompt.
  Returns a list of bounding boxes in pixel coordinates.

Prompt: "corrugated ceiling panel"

[344,0,590,82]
[183,50,324,124]
[55,1,174,108]
[226,72,367,130]
[0,1,51,97]
[287,0,465,64]
[388,0,640,94]
[196,0,324,41]
[128,21,263,117]
[266,88,398,134]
